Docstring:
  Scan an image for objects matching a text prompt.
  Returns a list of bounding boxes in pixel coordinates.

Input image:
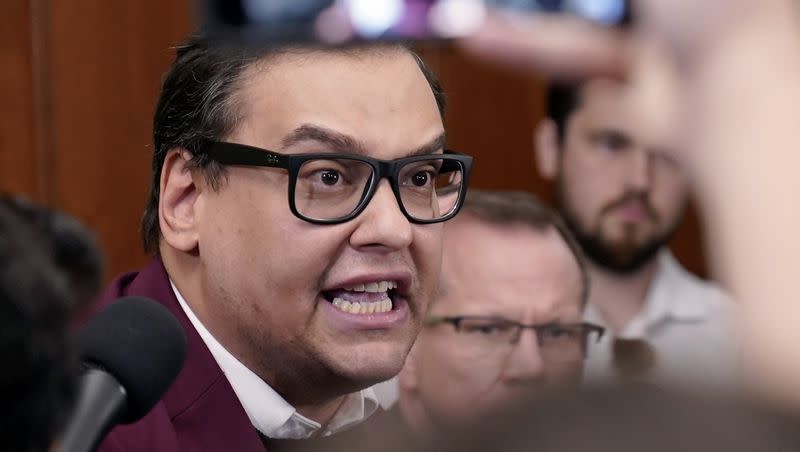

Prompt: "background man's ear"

[534,118,561,181]
[159,149,201,253]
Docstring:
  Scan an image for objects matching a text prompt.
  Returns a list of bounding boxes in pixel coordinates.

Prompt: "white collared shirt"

[583,251,738,389]
[172,282,379,439]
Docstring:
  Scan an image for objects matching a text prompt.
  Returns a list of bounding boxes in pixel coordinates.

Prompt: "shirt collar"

[584,250,711,337]
[647,250,711,322]
[171,281,379,439]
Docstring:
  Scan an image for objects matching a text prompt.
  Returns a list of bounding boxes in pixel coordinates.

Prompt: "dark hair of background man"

[458,189,589,306]
[141,35,447,253]
[546,82,582,145]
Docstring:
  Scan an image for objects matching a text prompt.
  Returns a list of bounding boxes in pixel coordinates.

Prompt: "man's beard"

[555,182,683,275]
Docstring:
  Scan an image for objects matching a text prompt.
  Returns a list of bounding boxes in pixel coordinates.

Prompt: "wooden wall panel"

[0,0,41,199]
[419,46,548,193]
[45,1,193,278]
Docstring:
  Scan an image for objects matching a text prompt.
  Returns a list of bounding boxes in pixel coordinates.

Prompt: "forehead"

[568,79,637,136]
[231,48,443,157]
[437,218,583,318]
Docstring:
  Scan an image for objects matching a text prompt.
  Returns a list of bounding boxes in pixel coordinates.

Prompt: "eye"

[299,160,354,188]
[400,161,440,189]
[411,171,432,187]
[539,325,574,340]
[474,325,500,335]
[461,322,511,336]
[319,170,340,186]
[591,130,631,153]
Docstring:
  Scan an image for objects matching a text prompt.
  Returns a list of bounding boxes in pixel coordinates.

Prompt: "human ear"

[159,149,201,253]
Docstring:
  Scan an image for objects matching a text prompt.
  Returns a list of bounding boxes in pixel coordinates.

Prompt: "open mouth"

[322,280,399,315]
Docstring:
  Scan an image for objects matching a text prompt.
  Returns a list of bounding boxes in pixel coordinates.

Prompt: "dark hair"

[141,35,446,253]
[0,204,77,452]
[457,189,590,307]
[546,81,584,145]
[0,196,104,310]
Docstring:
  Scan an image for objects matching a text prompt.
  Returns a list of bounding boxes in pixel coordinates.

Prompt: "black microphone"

[60,296,187,452]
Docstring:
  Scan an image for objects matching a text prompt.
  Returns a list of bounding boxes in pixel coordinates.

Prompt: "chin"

[325,341,410,386]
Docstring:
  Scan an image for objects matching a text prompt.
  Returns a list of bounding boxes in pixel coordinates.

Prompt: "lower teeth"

[332,297,392,314]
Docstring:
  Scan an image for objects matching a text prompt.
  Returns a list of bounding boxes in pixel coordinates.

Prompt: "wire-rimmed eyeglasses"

[426,315,605,361]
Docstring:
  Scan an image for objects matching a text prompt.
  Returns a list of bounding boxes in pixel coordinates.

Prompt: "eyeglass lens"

[452,318,597,363]
[294,156,464,222]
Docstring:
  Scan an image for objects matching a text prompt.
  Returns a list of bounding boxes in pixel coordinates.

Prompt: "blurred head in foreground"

[397,190,601,437]
[435,384,800,452]
[0,196,104,451]
[0,196,103,311]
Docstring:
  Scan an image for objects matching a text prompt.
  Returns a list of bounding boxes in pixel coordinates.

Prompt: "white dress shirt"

[583,251,738,389]
[172,282,379,439]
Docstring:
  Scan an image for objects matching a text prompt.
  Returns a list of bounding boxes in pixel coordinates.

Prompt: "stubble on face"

[555,177,683,274]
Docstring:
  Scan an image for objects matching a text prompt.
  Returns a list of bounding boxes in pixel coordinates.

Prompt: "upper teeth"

[342,281,398,293]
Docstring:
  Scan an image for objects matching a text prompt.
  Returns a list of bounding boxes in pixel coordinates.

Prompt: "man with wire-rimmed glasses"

[394,190,602,440]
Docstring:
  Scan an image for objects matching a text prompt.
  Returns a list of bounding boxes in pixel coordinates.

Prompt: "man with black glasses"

[394,190,601,440]
[92,35,471,452]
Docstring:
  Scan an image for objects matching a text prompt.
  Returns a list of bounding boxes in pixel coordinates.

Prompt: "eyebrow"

[587,128,634,147]
[280,123,447,157]
[409,132,447,157]
[474,311,581,325]
[281,124,366,153]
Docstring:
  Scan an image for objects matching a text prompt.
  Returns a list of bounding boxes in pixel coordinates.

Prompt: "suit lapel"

[111,257,266,451]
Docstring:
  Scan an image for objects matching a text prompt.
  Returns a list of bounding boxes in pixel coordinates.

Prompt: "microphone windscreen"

[78,296,187,423]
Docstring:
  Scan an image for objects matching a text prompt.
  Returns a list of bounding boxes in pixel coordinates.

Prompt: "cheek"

[411,225,443,295]
[414,224,443,263]
[561,162,613,219]
[419,340,500,398]
[651,172,690,222]
[199,191,340,320]
[199,194,266,274]
[544,361,584,387]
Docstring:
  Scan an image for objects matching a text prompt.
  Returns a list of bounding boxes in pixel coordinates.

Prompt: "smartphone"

[203,0,629,46]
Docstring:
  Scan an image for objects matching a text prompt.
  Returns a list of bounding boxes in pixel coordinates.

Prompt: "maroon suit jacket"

[94,257,266,452]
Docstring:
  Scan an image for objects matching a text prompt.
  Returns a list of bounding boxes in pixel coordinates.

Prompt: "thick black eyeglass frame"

[426,315,606,347]
[198,140,474,225]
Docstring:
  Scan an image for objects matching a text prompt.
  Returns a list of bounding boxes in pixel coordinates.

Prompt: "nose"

[625,149,653,192]
[501,329,546,383]
[349,180,413,251]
